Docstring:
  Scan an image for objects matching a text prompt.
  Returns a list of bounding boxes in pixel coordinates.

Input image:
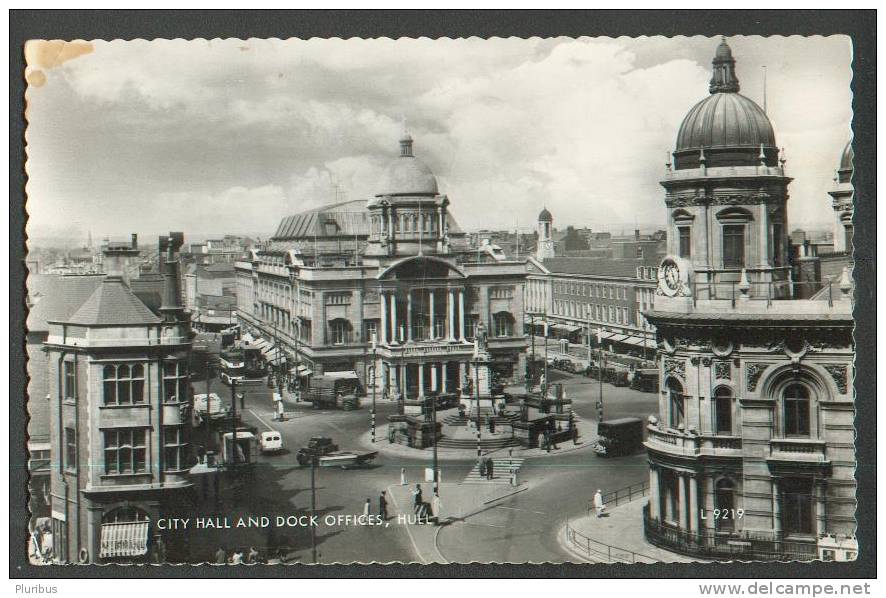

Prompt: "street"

[185,369,658,563]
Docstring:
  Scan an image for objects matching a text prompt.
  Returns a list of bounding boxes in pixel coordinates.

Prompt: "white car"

[259,431,283,454]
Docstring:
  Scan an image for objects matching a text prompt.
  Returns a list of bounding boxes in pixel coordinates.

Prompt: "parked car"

[296,436,340,466]
[259,431,284,454]
[594,417,645,457]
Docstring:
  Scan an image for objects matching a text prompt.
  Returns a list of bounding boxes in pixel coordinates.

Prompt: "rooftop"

[60,276,163,326]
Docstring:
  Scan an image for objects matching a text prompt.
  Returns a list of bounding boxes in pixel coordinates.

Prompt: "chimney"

[159,235,184,318]
[131,233,138,249]
[635,229,640,240]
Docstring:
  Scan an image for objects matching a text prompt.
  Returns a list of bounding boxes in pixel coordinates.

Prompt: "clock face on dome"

[657,257,684,297]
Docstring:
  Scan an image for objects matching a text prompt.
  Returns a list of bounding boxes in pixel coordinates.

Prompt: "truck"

[305,372,364,410]
[193,392,228,421]
[594,417,645,458]
[630,368,660,393]
[295,436,339,466]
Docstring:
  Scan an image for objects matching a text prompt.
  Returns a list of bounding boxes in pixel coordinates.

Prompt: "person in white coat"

[400,467,407,486]
[594,489,605,517]
[363,498,372,517]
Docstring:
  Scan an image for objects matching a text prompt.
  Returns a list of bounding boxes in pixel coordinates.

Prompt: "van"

[260,431,284,454]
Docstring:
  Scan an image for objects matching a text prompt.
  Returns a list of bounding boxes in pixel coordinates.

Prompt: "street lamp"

[596,327,605,430]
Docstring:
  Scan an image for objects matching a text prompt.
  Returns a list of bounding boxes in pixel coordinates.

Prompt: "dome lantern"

[709,37,740,94]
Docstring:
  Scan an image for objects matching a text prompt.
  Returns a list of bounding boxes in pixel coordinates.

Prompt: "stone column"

[772,478,782,535]
[380,291,388,345]
[441,363,448,393]
[429,290,435,340]
[458,289,466,342]
[430,363,438,392]
[447,289,455,341]
[401,364,408,398]
[815,479,827,538]
[689,473,699,534]
[678,473,688,531]
[759,202,770,271]
[649,466,661,520]
[390,293,398,344]
[417,363,425,398]
[407,290,413,342]
[459,362,467,389]
[381,362,389,397]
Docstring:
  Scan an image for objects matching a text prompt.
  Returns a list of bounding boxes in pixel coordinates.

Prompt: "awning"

[619,335,644,347]
[609,334,629,343]
[597,331,615,340]
[291,364,313,376]
[249,338,269,351]
[99,521,150,558]
[324,370,359,380]
[561,324,582,333]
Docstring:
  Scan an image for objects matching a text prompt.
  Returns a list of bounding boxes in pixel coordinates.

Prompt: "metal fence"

[564,519,658,564]
[586,480,650,517]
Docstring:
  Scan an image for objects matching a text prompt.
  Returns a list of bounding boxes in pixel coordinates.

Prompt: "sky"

[24,36,853,244]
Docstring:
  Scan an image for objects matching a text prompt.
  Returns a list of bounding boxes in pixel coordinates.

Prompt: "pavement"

[386,481,531,564]
[558,499,698,564]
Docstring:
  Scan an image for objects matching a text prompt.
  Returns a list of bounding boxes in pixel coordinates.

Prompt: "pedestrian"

[432,493,443,524]
[510,467,518,487]
[153,535,167,564]
[239,392,245,410]
[400,467,407,486]
[489,417,496,434]
[572,424,579,445]
[412,484,423,512]
[379,491,388,521]
[487,458,495,480]
[215,547,226,565]
[231,550,244,564]
[544,431,551,453]
[478,457,487,479]
[594,489,606,518]
[363,498,372,518]
[247,546,260,564]
[197,444,206,464]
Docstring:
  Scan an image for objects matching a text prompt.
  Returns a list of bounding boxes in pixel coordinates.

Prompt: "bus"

[219,349,246,386]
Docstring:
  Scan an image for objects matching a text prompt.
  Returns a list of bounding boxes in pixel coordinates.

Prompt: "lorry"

[630,369,660,393]
[594,417,645,458]
[305,372,364,410]
[294,436,378,469]
[193,392,228,422]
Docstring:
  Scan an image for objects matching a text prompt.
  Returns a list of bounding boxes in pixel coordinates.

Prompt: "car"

[296,436,340,466]
[259,431,283,454]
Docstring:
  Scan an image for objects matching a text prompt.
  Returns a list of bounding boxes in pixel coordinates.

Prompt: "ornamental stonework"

[715,361,731,380]
[664,358,686,381]
[824,364,849,394]
[746,363,766,392]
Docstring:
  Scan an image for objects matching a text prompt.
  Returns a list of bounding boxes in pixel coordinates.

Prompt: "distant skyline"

[25,36,852,243]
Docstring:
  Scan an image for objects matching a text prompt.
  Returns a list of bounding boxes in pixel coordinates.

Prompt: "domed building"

[235,133,528,438]
[828,139,854,253]
[642,40,857,562]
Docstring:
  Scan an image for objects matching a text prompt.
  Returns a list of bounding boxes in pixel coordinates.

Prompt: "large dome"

[377,134,439,196]
[676,92,776,152]
[837,138,854,184]
[672,39,779,169]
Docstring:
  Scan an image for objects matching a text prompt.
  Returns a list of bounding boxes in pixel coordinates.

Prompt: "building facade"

[45,240,194,564]
[234,134,528,395]
[828,140,854,255]
[642,39,856,562]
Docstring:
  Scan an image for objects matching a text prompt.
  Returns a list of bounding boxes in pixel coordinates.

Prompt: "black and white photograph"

[13,13,873,582]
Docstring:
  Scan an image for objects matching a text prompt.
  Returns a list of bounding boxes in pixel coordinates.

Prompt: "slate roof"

[272,199,370,241]
[61,276,163,326]
[26,274,106,333]
[542,257,655,279]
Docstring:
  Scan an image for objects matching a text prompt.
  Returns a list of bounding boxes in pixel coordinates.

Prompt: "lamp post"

[309,453,318,564]
[597,327,605,430]
[542,311,549,398]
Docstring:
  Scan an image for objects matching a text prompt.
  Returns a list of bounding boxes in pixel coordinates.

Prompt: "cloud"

[24,36,852,240]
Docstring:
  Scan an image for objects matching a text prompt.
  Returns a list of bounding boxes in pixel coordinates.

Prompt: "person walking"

[486,458,494,480]
[510,467,518,487]
[363,498,372,518]
[247,546,260,564]
[231,550,244,564]
[432,493,443,525]
[379,491,388,521]
[412,484,423,513]
[400,467,408,486]
[594,489,605,518]
[214,547,226,564]
[197,444,206,464]
[478,457,487,479]
[238,392,245,410]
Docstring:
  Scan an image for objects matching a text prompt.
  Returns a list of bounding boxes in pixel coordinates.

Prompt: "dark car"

[296,436,340,466]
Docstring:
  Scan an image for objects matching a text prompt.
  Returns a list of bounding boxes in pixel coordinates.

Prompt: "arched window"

[715,479,736,532]
[784,383,811,437]
[667,379,685,429]
[714,386,733,435]
[103,363,145,405]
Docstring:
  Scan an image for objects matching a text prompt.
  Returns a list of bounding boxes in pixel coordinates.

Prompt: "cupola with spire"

[673,38,778,170]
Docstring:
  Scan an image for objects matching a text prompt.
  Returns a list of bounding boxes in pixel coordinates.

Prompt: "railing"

[690,279,843,308]
[565,519,659,564]
[643,506,818,561]
[584,480,650,518]
[705,436,743,451]
[770,439,827,462]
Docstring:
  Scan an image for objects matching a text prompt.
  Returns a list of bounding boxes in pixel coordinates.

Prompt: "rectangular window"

[772,223,783,266]
[163,360,188,403]
[678,226,691,258]
[365,320,378,344]
[782,478,814,535]
[62,361,76,401]
[722,224,745,268]
[102,364,146,405]
[51,517,67,562]
[163,426,187,472]
[331,321,348,345]
[64,427,77,473]
[103,428,148,475]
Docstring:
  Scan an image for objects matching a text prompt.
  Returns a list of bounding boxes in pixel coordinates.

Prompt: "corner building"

[643,40,856,561]
[235,134,528,396]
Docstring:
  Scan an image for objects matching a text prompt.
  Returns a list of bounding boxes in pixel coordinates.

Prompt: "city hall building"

[642,40,856,561]
[234,134,528,397]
